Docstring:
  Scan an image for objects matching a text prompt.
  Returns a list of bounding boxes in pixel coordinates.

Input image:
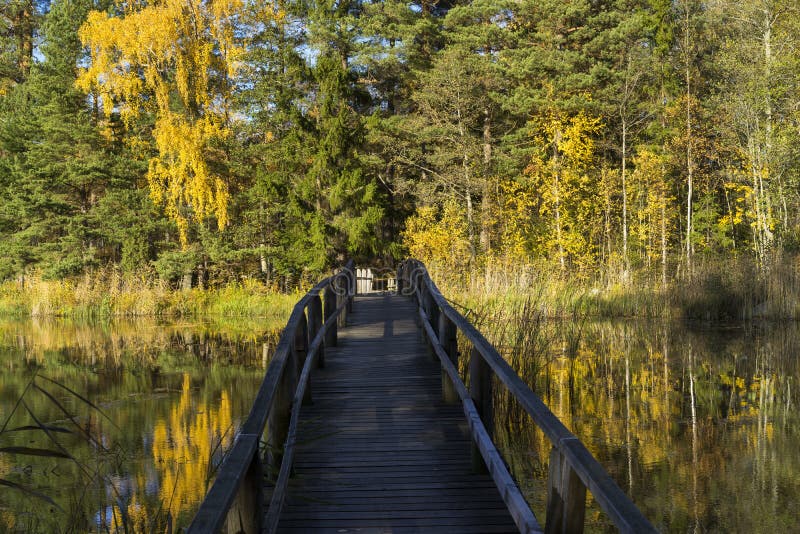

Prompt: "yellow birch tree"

[525,109,603,273]
[77,0,264,245]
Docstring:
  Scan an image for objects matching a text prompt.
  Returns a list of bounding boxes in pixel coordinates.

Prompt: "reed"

[0,269,299,319]
[428,252,800,321]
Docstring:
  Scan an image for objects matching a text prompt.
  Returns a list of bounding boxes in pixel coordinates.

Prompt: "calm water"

[490,319,800,533]
[1,316,798,532]
[0,317,278,532]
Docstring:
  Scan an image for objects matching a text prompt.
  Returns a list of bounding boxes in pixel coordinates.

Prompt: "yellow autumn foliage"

[402,201,471,271]
[492,179,537,265]
[525,109,603,272]
[630,148,674,263]
[77,0,272,245]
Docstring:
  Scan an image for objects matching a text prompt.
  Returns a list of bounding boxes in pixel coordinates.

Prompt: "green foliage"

[1,0,800,296]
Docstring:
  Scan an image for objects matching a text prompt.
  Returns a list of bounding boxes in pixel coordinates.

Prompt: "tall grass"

[428,252,800,321]
[0,270,299,319]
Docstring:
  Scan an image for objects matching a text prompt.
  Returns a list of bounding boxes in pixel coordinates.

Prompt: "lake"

[0,317,278,532]
[0,315,798,532]
[491,319,800,532]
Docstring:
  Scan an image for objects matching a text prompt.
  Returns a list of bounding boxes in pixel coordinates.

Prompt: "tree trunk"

[554,169,565,272]
[465,186,475,260]
[621,120,629,271]
[685,78,693,276]
[661,189,668,289]
[684,7,694,278]
[181,272,193,291]
[259,239,269,277]
[480,108,492,255]
[15,1,34,81]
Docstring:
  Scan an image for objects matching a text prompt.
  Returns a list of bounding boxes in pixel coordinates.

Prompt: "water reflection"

[0,317,278,532]
[488,320,800,532]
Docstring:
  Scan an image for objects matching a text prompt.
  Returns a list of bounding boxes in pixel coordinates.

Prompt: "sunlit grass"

[0,271,299,320]
[428,252,800,321]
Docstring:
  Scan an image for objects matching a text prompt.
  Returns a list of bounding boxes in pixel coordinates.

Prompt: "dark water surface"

[2,315,798,532]
[0,317,278,532]
[491,320,800,533]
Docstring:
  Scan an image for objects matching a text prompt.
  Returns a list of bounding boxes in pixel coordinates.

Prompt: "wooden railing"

[187,260,355,534]
[398,259,657,534]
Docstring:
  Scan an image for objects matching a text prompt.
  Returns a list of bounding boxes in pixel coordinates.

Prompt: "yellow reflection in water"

[110,373,233,529]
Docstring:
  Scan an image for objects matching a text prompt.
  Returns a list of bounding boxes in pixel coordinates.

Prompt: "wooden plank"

[279,527,516,534]
[284,502,510,512]
[275,293,520,533]
[277,527,517,534]
[277,509,518,521]
[277,516,519,527]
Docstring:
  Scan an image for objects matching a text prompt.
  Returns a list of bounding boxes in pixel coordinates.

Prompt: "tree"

[587,1,654,272]
[0,0,41,92]
[0,0,138,279]
[77,0,254,246]
[525,109,603,273]
[713,0,800,267]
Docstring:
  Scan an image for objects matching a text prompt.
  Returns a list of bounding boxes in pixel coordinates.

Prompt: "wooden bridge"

[188,260,657,534]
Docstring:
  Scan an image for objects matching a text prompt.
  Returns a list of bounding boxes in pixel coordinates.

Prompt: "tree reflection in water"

[482,319,800,532]
[0,317,276,532]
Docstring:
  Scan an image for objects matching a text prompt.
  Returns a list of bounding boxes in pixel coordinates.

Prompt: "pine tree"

[0,0,139,279]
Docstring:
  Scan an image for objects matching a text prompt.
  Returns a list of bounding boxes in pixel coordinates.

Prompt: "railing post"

[323,285,337,348]
[426,292,439,345]
[470,346,493,473]
[396,265,404,295]
[438,313,459,404]
[347,267,354,313]
[545,446,587,534]
[308,294,324,368]
[223,442,262,534]
[337,275,347,328]
[423,291,438,361]
[267,345,297,480]
[417,283,427,339]
[295,312,311,405]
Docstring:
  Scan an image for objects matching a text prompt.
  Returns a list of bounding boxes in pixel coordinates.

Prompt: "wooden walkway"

[275,293,518,533]
[189,260,655,534]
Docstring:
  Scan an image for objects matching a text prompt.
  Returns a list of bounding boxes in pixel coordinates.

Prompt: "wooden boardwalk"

[189,260,655,534]
[275,293,519,533]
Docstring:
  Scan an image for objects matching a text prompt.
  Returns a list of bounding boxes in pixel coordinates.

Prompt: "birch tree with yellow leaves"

[77,0,259,245]
[525,110,603,274]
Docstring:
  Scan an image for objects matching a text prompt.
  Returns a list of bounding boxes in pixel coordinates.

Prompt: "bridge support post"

[425,292,439,361]
[267,346,298,481]
[346,268,354,313]
[308,295,324,368]
[470,347,493,473]
[438,313,459,404]
[295,313,311,405]
[223,440,262,534]
[545,446,586,534]
[415,281,425,339]
[337,275,347,328]
[396,265,404,295]
[323,286,337,347]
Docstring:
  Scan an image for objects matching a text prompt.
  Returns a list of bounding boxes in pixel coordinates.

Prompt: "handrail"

[188,260,355,534]
[399,259,657,534]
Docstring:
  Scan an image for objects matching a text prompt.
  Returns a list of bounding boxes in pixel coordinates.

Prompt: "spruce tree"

[0,0,139,278]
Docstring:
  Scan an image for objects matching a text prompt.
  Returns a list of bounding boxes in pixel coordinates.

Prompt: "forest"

[2,0,800,303]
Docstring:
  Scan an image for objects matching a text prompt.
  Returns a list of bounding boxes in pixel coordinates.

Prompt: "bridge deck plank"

[273,294,519,533]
